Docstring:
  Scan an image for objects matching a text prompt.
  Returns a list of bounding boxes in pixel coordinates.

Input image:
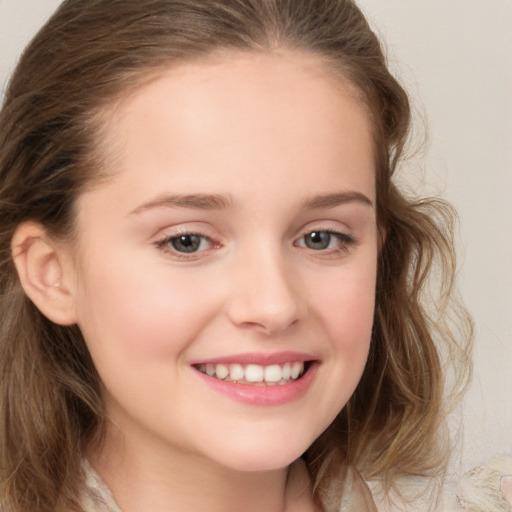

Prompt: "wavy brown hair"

[0,1,472,510]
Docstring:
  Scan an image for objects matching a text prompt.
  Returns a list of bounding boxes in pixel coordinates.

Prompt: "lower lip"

[193,364,318,406]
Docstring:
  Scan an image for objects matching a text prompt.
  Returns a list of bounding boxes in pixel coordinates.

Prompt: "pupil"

[307,231,330,250]
[172,235,200,253]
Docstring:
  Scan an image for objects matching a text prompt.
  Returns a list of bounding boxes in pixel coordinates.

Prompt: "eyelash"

[153,228,356,259]
[295,229,356,254]
[154,231,216,260]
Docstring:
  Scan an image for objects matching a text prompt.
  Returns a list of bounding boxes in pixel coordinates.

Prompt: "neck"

[87,424,316,512]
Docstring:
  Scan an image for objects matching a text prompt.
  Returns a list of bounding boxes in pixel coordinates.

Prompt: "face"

[67,51,378,472]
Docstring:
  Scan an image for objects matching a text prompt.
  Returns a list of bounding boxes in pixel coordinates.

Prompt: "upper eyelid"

[154,231,215,248]
[153,225,354,240]
[152,220,356,245]
[153,223,218,241]
[295,229,356,245]
[296,223,354,239]
[155,231,210,243]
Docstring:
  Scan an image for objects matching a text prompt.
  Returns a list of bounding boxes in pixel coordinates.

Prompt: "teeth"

[245,364,264,383]
[215,364,229,380]
[198,361,306,385]
[264,364,282,382]
[291,362,303,379]
[229,364,244,381]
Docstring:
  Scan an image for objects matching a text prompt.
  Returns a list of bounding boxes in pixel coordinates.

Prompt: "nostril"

[225,257,306,333]
[227,297,304,335]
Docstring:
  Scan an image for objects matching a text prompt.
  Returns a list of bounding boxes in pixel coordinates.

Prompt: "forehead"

[82,50,375,211]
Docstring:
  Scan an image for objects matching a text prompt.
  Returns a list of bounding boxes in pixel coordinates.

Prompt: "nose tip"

[226,259,305,335]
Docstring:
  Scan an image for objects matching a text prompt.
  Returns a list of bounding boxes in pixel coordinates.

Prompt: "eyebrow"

[301,191,374,209]
[130,193,232,215]
[130,190,373,215]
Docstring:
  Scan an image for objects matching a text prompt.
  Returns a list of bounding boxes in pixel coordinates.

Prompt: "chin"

[219,453,302,473]
[204,435,313,473]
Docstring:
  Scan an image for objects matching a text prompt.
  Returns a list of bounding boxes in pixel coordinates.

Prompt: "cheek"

[74,253,219,365]
[298,262,376,438]
[315,261,376,370]
[322,262,376,329]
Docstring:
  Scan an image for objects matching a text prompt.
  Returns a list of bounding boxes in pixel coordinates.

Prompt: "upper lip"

[190,351,318,366]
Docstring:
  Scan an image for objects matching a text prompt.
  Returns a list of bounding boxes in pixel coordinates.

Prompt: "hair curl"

[0,1,472,510]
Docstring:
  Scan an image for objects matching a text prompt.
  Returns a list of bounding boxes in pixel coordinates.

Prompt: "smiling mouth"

[194,361,310,386]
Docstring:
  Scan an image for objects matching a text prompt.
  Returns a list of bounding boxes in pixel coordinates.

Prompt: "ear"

[11,222,78,325]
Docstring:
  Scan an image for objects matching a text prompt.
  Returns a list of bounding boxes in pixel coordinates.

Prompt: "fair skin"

[14,50,378,512]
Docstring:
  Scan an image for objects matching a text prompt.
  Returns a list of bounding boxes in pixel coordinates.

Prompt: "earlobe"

[11,222,78,326]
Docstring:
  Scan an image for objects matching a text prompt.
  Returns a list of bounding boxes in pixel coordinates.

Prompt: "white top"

[79,459,378,512]
[80,460,123,512]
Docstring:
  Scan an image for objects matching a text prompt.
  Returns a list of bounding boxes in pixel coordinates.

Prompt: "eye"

[297,230,354,251]
[156,233,213,254]
[171,234,208,253]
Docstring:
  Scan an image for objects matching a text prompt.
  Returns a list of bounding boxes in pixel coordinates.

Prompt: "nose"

[225,248,305,336]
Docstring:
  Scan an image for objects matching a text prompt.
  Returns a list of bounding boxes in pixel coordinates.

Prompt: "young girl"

[0,1,472,511]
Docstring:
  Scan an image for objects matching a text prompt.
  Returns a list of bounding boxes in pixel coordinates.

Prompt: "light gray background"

[1,0,511,481]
